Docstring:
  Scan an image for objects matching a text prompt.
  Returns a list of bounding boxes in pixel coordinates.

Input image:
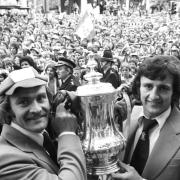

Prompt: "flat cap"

[0,67,47,96]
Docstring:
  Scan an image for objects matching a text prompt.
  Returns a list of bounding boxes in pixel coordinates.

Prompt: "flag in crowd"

[75,10,95,40]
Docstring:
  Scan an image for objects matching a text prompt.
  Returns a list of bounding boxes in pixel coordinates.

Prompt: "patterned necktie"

[43,131,59,166]
[130,117,157,175]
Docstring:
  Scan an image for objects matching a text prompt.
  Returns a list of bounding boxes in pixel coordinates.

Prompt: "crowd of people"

[0,3,180,180]
[0,4,180,91]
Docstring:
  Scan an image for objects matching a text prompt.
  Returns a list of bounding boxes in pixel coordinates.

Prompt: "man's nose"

[29,101,41,113]
[149,87,160,99]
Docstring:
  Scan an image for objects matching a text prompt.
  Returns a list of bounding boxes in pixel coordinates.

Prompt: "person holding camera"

[0,67,87,180]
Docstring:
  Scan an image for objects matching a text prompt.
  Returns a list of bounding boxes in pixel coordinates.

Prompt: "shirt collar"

[11,122,44,146]
[138,106,171,130]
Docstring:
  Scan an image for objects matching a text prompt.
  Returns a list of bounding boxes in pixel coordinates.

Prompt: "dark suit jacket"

[124,105,180,180]
[0,124,87,180]
[101,68,120,89]
[58,75,78,91]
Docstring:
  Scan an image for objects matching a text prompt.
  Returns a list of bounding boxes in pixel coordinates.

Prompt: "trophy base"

[87,161,120,175]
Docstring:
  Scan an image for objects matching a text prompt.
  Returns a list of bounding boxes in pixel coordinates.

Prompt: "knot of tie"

[143,117,157,133]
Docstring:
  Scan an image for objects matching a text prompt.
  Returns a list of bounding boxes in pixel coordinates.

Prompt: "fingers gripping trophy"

[76,54,127,179]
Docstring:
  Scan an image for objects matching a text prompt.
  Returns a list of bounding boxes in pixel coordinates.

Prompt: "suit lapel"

[142,106,180,179]
[1,124,59,173]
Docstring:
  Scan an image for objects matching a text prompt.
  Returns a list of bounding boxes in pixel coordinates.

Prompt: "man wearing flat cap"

[56,57,78,91]
[99,50,121,89]
[0,67,87,180]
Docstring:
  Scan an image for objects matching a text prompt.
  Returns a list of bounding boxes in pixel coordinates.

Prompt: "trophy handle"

[121,92,132,139]
[115,86,132,139]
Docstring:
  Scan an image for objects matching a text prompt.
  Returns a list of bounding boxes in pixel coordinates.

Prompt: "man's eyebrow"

[16,95,31,99]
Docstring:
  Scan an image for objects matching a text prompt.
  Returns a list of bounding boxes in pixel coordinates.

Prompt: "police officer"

[100,50,121,89]
[56,57,78,91]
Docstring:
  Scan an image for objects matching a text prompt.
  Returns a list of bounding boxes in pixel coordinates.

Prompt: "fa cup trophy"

[76,54,126,176]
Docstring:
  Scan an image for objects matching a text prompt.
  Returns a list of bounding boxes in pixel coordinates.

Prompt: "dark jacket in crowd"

[58,75,78,91]
[101,68,121,89]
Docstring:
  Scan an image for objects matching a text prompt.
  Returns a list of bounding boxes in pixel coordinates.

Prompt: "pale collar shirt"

[11,122,44,146]
[130,106,171,161]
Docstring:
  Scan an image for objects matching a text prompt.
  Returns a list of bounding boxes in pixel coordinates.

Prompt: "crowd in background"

[0,3,180,94]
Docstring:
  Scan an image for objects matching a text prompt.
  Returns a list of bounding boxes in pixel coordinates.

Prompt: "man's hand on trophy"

[51,90,82,120]
[51,90,67,115]
[65,91,82,117]
[111,162,144,180]
[117,83,131,97]
[51,100,79,136]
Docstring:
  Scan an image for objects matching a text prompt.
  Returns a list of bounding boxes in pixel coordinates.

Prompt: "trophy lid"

[76,54,116,97]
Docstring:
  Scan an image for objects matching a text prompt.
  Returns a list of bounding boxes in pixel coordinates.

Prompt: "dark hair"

[132,55,180,105]
[19,56,38,70]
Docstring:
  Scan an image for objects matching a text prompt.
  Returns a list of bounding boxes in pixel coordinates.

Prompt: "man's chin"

[144,106,161,118]
[28,121,48,133]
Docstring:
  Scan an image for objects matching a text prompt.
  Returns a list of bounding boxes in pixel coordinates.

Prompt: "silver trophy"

[76,54,126,175]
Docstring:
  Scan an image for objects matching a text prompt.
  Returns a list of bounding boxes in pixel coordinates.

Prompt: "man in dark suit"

[56,57,78,91]
[100,50,121,89]
[0,67,87,180]
[112,55,180,180]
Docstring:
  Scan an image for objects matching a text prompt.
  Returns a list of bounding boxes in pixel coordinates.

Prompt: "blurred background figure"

[99,50,121,89]
[44,63,58,95]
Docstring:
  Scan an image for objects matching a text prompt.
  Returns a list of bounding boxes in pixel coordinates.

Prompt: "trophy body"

[76,60,126,175]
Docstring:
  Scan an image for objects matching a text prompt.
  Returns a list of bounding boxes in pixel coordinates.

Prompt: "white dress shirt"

[130,106,171,162]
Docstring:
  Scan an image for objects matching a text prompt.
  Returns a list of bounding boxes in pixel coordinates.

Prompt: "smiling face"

[140,74,173,119]
[9,86,50,133]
